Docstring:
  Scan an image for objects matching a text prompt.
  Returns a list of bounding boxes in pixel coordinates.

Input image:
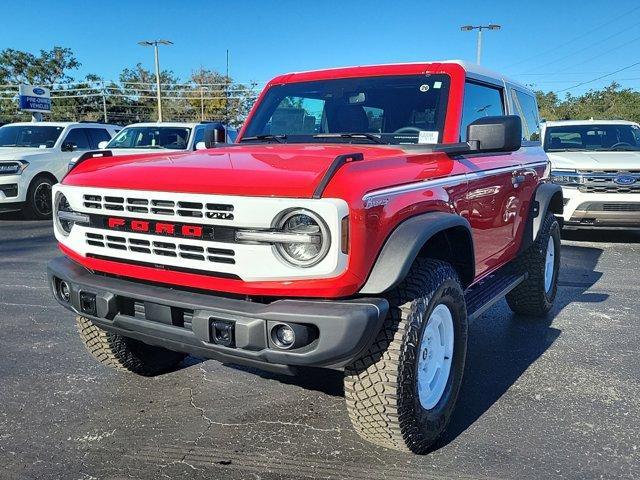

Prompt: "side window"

[87,129,111,149]
[460,82,505,141]
[63,128,91,150]
[511,89,541,142]
[193,126,205,147]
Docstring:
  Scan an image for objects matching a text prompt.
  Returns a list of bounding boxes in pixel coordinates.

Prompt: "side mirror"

[204,125,227,148]
[61,142,77,152]
[98,141,109,149]
[195,141,207,150]
[467,115,522,153]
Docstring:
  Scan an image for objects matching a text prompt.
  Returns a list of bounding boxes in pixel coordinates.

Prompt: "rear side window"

[460,82,505,141]
[63,128,91,150]
[511,89,541,142]
[87,128,112,149]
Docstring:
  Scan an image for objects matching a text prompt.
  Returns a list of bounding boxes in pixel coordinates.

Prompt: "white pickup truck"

[544,119,640,229]
[0,122,119,219]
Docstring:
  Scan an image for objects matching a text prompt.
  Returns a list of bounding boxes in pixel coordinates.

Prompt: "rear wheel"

[344,259,468,453]
[76,315,186,376]
[506,212,561,316]
[21,174,54,220]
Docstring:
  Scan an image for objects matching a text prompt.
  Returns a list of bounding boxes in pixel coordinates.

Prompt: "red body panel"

[60,62,546,298]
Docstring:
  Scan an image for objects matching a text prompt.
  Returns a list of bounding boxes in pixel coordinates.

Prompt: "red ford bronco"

[48,61,563,453]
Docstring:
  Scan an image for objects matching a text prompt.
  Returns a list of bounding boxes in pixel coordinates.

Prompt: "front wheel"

[344,259,468,453]
[21,174,54,220]
[506,212,561,316]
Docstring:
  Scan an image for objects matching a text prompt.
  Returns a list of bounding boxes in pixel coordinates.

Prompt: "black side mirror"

[204,126,227,148]
[467,115,522,153]
[61,142,77,152]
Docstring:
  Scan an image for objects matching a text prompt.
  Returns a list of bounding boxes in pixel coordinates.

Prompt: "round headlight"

[274,209,330,267]
[54,192,73,235]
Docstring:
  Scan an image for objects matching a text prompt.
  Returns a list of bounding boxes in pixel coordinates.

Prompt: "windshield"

[0,125,64,148]
[544,124,640,152]
[242,74,450,145]
[107,127,191,150]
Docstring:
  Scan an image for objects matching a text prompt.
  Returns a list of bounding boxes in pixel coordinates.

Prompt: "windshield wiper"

[313,133,386,144]
[240,134,287,143]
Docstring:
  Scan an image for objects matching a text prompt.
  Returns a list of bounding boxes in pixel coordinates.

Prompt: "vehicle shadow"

[0,211,25,221]
[561,228,640,244]
[437,241,607,449]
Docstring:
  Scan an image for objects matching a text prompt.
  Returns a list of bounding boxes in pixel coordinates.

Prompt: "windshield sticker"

[418,131,439,144]
[419,84,430,92]
[433,81,442,89]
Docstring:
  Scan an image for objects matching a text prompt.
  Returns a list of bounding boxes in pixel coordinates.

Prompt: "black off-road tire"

[506,212,561,316]
[76,315,186,376]
[21,174,55,220]
[344,259,468,454]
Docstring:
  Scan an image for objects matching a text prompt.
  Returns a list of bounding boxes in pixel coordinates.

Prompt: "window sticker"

[433,81,442,89]
[418,130,439,144]
[419,84,430,92]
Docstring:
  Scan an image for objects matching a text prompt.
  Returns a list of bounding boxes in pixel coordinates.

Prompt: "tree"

[187,68,258,127]
[0,47,80,85]
[535,82,640,123]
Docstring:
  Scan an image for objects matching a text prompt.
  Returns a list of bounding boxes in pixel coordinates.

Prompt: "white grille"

[85,232,235,265]
[83,194,234,220]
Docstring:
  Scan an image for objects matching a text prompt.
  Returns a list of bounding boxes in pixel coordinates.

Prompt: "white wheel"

[544,236,555,293]
[417,303,455,410]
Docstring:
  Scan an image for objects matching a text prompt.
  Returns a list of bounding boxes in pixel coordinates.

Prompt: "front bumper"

[0,174,27,204]
[47,256,388,373]
[561,187,640,228]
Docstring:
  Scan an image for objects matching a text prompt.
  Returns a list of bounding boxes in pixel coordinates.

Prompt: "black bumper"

[47,256,388,373]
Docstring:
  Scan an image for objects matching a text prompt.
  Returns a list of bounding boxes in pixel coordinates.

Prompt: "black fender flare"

[359,212,475,295]
[516,182,564,255]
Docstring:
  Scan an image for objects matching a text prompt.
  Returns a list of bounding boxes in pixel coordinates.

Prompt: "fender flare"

[518,183,563,253]
[359,212,475,295]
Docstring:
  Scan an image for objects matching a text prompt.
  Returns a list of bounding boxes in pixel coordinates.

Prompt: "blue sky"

[3,0,640,95]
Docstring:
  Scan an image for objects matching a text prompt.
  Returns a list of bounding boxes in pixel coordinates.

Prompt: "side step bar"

[464,270,526,321]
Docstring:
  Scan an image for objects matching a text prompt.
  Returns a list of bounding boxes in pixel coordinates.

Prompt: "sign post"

[18,85,51,121]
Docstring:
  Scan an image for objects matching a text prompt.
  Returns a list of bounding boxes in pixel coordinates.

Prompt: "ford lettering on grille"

[106,217,208,239]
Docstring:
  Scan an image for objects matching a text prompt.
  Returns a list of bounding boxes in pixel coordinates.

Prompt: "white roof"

[543,119,640,127]
[123,122,199,128]
[2,121,117,128]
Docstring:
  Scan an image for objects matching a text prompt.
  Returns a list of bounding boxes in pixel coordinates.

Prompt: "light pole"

[138,39,173,122]
[460,24,501,65]
[200,86,209,121]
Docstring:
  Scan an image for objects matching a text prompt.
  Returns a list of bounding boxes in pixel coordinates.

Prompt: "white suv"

[0,122,119,219]
[543,120,640,229]
[100,122,237,154]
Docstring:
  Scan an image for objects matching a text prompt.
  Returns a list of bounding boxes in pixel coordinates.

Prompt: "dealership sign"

[18,85,51,113]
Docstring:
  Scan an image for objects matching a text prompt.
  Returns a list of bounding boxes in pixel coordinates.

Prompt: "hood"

[548,150,640,171]
[63,144,408,198]
[0,147,53,160]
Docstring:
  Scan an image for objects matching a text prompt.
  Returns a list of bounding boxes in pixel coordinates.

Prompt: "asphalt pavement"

[0,213,638,480]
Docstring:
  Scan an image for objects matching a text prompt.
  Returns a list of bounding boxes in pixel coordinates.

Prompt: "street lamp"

[138,39,173,122]
[460,24,501,65]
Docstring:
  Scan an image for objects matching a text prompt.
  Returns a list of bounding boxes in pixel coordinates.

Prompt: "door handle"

[512,174,526,186]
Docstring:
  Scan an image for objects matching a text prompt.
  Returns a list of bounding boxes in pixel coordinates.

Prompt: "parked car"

[543,119,640,229]
[47,61,562,453]
[0,122,119,219]
[98,121,237,154]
